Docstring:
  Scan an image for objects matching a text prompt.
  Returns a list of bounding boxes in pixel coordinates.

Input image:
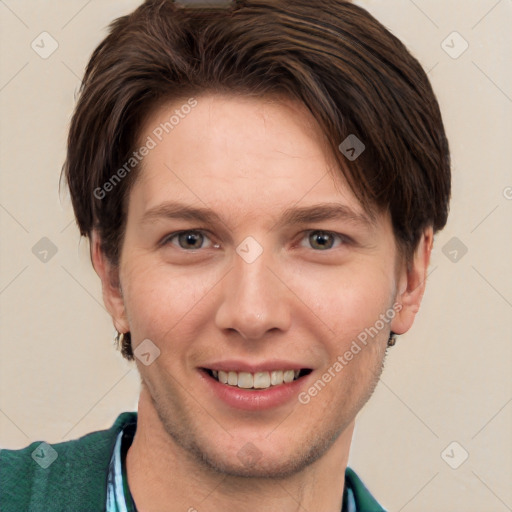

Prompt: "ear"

[390,226,434,335]
[90,230,130,334]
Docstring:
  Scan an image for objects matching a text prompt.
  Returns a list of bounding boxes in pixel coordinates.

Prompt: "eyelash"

[161,229,351,251]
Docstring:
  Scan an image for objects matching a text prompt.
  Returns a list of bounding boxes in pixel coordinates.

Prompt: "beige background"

[0,1,511,511]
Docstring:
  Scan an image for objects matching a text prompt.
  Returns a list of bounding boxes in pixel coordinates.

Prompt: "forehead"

[130,93,375,226]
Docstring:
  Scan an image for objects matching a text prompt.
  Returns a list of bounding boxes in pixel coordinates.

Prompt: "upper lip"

[201,360,312,373]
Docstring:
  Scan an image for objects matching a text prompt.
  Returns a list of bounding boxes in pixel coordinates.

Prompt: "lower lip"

[198,370,312,411]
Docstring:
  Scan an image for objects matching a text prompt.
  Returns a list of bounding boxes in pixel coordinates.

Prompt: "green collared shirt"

[1,412,386,512]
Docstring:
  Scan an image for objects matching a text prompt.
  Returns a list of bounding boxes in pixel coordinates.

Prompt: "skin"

[92,93,433,512]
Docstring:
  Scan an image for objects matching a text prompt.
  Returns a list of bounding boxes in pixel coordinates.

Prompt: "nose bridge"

[233,250,272,307]
[215,242,291,340]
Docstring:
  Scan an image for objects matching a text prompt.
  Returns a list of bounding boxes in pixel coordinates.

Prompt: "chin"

[175,426,340,480]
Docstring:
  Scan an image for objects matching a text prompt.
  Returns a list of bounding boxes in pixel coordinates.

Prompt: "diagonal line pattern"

[0,0,29,28]
[163,164,209,204]
[471,0,503,30]
[161,266,234,340]
[159,365,234,437]
[143,268,237,437]
[265,170,330,234]
[0,203,29,233]
[61,0,93,29]
[60,265,109,313]
[60,219,75,233]
[164,163,233,235]
[470,205,499,233]
[276,481,312,512]
[155,163,334,440]
[265,265,336,335]
[380,379,439,438]
[0,266,28,296]
[398,472,439,511]
[0,5,506,509]
[407,0,439,28]
[61,61,82,81]
[0,408,30,439]
[422,265,438,290]
[472,61,512,103]
[472,471,511,511]
[0,62,29,93]
[264,404,298,440]
[61,368,134,439]
[426,62,439,75]
[197,474,230,505]
[472,396,512,439]
[471,265,512,308]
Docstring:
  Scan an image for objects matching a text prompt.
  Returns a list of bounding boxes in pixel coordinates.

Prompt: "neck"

[126,386,354,512]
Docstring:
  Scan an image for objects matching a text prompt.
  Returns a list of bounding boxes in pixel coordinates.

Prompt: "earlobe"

[390,227,434,336]
[91,231,130,334]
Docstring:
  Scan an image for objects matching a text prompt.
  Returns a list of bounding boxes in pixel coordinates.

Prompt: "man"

[0,1,450,510]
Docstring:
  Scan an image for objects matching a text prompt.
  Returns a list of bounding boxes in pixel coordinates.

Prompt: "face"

[101,93,419,478]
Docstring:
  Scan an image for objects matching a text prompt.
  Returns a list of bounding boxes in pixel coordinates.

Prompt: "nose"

[214,247,292,341]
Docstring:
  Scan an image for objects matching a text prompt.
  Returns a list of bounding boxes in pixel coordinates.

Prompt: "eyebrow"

[277,202,377,229]
[141,201,377,230]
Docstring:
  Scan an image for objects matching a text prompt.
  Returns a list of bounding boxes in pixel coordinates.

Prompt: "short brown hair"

[63,0,451,358]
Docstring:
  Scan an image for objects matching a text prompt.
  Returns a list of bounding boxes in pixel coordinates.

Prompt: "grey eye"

[177,231,204,249]
[308,231,336,250]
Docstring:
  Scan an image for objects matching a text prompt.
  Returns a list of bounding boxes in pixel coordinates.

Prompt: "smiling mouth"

[202,368,313,390]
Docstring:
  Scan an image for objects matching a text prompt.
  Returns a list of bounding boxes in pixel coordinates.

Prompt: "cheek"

[290,258,396,341]
[119,257,220,342]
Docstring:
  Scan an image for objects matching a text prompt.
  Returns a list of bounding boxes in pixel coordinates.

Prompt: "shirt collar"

[107,423,359,512]
[107,426,137,511]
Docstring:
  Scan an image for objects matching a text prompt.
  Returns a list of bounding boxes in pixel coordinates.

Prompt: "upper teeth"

[212,370,300,389]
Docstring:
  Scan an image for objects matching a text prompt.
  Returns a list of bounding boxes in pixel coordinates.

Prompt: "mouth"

[201,368,313,390]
